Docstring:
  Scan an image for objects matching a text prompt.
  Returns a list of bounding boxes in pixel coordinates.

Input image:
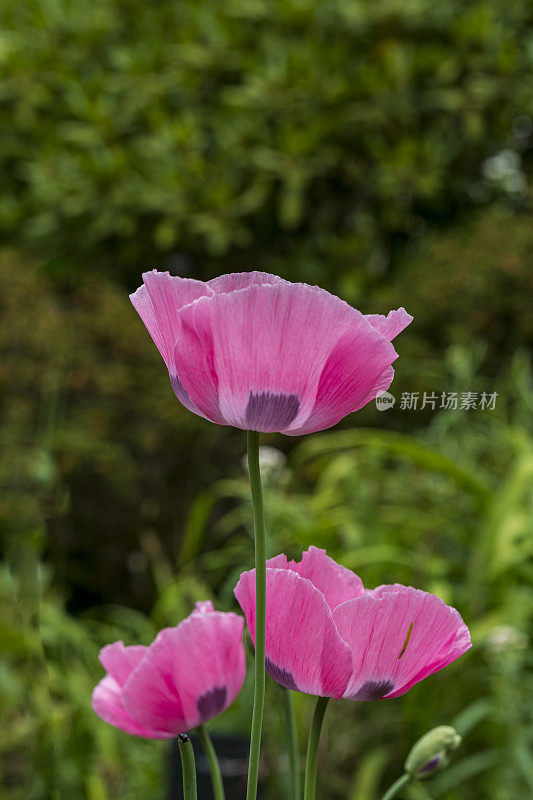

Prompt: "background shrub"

[1,0,532,797]
[0,0,531,282]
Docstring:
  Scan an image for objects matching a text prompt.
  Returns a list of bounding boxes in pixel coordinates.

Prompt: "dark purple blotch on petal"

[349,680,394,701]
[265,658,298,691]
[196,686,227,720]
[245,391,300,431]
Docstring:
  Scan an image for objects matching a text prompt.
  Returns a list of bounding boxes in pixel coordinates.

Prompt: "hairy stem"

[246,430,267,800]
[303,697,330,800]
[379,773,411,800]
[196,725,225,800]
[282,688,301,800]
[178,734,198,800]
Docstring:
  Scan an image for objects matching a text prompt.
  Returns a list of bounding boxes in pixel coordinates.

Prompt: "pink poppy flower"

[130,270,412,434]
[234,547,471,700]
[91,601,245,738]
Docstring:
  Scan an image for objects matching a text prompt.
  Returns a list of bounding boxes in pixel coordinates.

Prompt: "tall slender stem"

[178,734,198,800]
[303,697,329,800]
[282,688,301,800]
[196,725,225,800]
[246,430,267,800]
[379,773,411,800]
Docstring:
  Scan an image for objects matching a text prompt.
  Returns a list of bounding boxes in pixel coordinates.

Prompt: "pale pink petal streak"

[365,308,413,341]
[191,600,215,615]
[91,675,172,739]
[283,546,364,610]
[266,553,290,569]
[207,272,288,293]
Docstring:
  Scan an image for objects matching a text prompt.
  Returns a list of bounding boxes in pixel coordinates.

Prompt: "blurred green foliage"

[1,563,162,800]
[1,0,532,796]
[367,209,533,385]
[2,352,531,799]
[1,209,532,799]
[196,355,533,800]
[0,0,531,280]
[0,250,245,608]
[1,202,531,608]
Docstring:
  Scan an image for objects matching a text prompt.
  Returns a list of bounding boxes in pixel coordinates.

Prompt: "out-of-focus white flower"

[481,149,527,195]
[242,446,288,484]
[486,625,528,654]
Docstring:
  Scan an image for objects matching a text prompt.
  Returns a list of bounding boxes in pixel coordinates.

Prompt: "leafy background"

[0,0,532,798]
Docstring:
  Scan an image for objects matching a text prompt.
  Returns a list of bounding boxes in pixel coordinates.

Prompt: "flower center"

[265,658,299,690]
[245,391,300,431]
[350,679,394,700]
[196,686,227,719]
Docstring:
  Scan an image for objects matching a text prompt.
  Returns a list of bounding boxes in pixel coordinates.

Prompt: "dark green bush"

[368,206,533,392]
[1,203,532,608]
[1,0,531,281]
[3,355,531,800]
[1,1,532,797]
[0,251,244,609]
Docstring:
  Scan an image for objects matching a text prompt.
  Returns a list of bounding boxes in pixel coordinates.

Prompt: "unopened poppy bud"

[404,725,461,780]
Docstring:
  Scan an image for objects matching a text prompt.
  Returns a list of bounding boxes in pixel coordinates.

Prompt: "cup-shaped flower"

[130,270,412,434]
[234,547,471,700]
[92,601,245,738]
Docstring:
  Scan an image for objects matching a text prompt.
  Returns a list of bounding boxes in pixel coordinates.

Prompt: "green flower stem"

[282,687,301,800]
[303,697,330,800]
[379,773,411,800]
[178,734,198,800]
[196,725,225,800]
[246,430,267,800]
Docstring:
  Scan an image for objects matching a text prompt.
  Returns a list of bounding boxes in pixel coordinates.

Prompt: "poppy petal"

[365,308,413,341]
[174,282,384,433]
[290,316,399,435]
[91,675,172,739]
[207,271,288,293]
[99,641,148,687]
[267,547,364,611]
[333,586,471,701]
[130,270,212,370]
[122,611,245,733]
[235,567,353,698]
